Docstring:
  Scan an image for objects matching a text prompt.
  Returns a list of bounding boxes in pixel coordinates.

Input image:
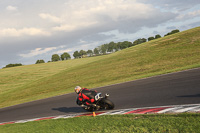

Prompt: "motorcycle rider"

[75,86,97,107]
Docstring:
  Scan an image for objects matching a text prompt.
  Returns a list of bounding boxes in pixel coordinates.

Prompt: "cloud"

[6,5,18,11]
[51,0,176,33]
[167,26,177,30]
[55,49,73,54]
[176,10,200,20]
[188,21,200,27]
[1,0,177,38]
[0,0,199,67]
[52,21,98,32]
[0,28,51,38]
[140,0,200,11]
[188,10,200,17]
[39,13,62,23]
[19,47,57,57]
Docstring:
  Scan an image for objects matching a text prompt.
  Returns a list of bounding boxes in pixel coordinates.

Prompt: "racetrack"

[0,68,200,123]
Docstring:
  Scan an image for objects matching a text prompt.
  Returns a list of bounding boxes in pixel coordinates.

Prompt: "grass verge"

[1,113,200,133]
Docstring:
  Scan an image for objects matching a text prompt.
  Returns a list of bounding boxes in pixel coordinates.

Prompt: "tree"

[40,60,45,63]
[99,45,107,55]
[148,37,155,41]
[87,50,93,57]
[116,42,122,50]
[120,41,132,49]
[171,29,180,34]
[51,54,60,62]
[155,34,161,39]
[164,33,171,37]
[113,43,119,52]
[93,48,99,55]
[79,50,87,58]
[108,42,115,52]
[35,60,40,64]
[61,52,71,60]
[73,51,80,59]
[133,40,139,45]
[133,38,147,45]
[35,60,45,64]
[141,38,147,43]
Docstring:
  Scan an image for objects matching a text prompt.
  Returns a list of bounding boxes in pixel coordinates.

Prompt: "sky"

[0,0,200,68]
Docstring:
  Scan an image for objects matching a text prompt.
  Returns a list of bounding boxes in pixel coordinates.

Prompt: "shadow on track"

[52,107,86,113]
[177,94,200,97]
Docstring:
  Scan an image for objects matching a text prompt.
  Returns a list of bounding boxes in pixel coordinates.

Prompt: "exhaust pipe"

[105,93,109,99]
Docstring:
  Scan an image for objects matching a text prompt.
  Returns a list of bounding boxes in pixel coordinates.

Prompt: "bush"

[164,29,180,36]
[148,37,155,41]
[155,34,161,39]
[35,60,45,64]
[4,63,22,68]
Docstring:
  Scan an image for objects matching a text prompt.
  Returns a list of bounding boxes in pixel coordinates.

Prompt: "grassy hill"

[0,27,200,108]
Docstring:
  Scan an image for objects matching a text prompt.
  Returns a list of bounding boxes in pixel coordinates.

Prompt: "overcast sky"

[0,0,200,68]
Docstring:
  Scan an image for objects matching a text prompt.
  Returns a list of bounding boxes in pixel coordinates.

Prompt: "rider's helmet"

[75,86,82,94]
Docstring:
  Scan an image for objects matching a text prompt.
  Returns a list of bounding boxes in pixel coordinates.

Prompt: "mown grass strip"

[0,113,200,133]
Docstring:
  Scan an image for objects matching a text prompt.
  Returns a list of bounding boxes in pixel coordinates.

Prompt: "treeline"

[3,63,22,68]
[164,29,180,36]
[72,29,180,58]
[73,40,144,58]
[3,29,180,68]
[34,52,71,64]
[36,29,180,63]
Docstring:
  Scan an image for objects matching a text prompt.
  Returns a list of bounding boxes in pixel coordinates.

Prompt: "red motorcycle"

[79,93,115,112]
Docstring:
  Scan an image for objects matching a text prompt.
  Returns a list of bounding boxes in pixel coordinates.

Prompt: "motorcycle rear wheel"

[100,99,114,110]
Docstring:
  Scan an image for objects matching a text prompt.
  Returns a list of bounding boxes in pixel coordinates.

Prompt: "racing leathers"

[76,88,97,106]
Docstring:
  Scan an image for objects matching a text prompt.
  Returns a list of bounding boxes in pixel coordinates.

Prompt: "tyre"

[100,99,115,110]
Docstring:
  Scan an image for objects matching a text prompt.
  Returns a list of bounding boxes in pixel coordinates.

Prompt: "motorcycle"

[78,93,115,112]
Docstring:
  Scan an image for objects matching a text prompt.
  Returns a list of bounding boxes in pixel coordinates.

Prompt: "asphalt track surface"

[0,68,200,123]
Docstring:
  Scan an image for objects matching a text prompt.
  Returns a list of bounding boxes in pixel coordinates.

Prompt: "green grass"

[1,113,200,133]
[0,27,200,108]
